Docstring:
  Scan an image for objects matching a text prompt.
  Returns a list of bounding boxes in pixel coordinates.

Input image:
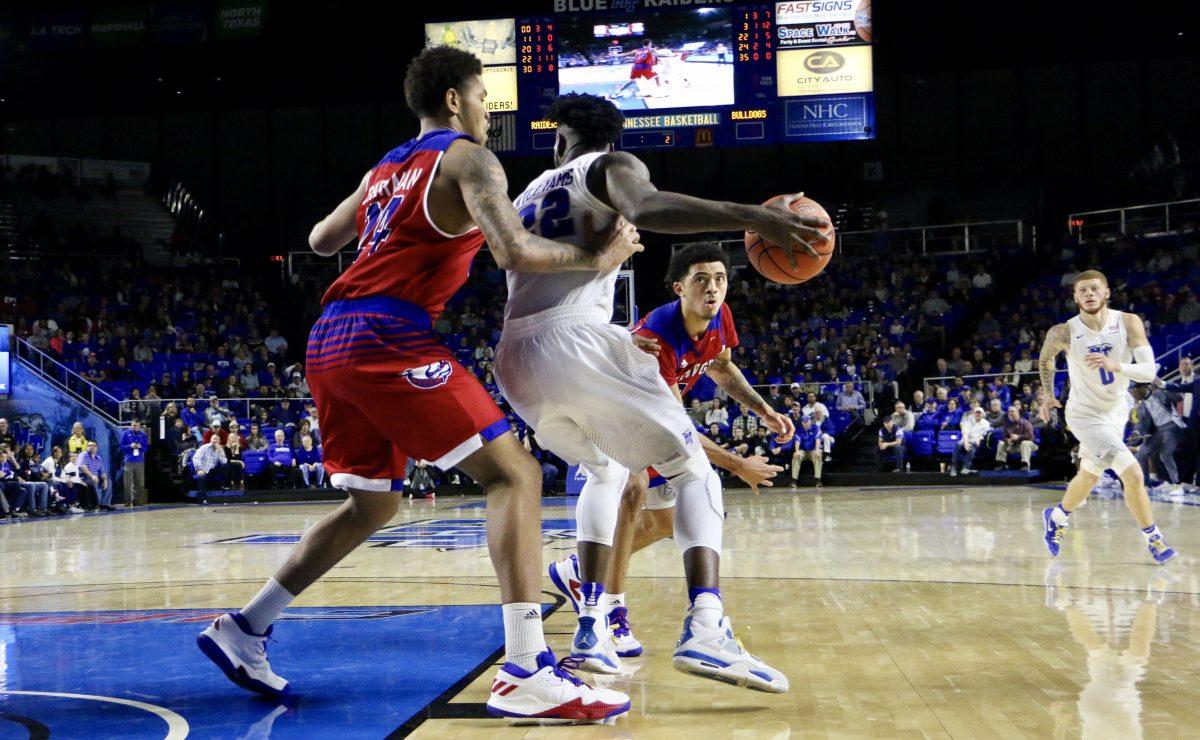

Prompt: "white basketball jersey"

[504,152,619,322]
[1066,308,1131,412]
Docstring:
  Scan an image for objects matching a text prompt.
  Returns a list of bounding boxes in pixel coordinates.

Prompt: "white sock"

[502,603,548,672]
[1141,524,1161,542]
[239,578,296,634]
[690,591,723,629]
[1051,504,1071,527]
[604,592,625,614]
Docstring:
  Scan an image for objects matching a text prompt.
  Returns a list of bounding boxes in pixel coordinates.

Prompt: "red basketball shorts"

[306,296,507,491]
[630,67,656,80]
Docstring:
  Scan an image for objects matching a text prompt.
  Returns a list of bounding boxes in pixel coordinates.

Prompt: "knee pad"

[668,456,724,556]
[576,460,629,546]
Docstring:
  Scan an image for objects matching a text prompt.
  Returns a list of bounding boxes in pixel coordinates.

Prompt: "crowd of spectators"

[0,417,126,518]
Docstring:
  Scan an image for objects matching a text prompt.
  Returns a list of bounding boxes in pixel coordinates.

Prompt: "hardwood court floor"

[1,485,1197,738]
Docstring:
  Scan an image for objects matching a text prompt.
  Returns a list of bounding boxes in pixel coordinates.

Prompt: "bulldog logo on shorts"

[401,360,453,389]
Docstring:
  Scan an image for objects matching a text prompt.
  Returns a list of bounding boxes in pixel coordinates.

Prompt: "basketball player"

[609,39,660,100]
[1038,270,1177,564]
[495,93,828,692]
[198,48,639,721]
[549,243,793,660]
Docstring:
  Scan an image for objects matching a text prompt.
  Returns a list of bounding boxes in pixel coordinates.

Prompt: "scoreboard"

[425,1,873,155]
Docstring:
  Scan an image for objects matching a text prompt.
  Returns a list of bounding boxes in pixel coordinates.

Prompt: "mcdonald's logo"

[695,128,714,147]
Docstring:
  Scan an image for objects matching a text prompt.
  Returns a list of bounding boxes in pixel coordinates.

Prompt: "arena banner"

[214,0,269,39]
[551,0,736,14]
[27,11,87,52]
[775,0,871,48]
[150,3,209,45]
[775,44,871,97]
[90,6,148,48]
[783,93,870,137]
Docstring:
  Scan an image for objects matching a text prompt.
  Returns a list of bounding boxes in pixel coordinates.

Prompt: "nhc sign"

[785,95,869,137]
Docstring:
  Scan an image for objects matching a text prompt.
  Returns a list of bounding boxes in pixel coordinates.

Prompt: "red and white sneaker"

[486,650,630,721]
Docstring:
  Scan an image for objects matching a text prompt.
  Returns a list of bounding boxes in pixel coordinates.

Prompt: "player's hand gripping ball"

[745,195,835,284]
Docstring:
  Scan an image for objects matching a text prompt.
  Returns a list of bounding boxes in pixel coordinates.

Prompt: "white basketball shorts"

[1065,401,1130,470]
[495,305,703,474]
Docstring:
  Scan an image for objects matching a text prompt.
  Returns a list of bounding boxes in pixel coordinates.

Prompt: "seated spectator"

[687,398,707,428]
[801,392,830,419]
[727,427,750,458]
[0,448,33,518]
[77,441,114,510]
[270,398,300,432]
[225,435,246,490]
[66,421,89,456]
[204,397,231,428]
[877,416,905,472]
[951,406,991,476]
[984,398,1006,429]
[915,401,942,433]
[811,407,835,461]
[181,397,204,439]
[192,436,228,494]
[264,328,289,358]
[226,420,248,449]
[892,401,915,433]
[288,371,309,396]
[0,419,14,449]
[239,364,261,393]
[220,375,244,399]
[202,420,227,446]
[15,443,53,516]
[790,416,823,487]
[42,445,86,513]
[247,423,269,451]
[706,399,730,429]
[293,419,317,449]
[731,409,760,436]
[706,422,727,448]
[267,429,301,488]
[836,382,866,417]
[995,406,1037,471]
[296,434,325,488]
[939,398,963,430]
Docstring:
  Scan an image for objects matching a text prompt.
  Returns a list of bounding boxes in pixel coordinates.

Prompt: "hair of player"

[546,93,625,149]
[1073,269,1108,288]
[666,242,731,289]
[403,46,483,118]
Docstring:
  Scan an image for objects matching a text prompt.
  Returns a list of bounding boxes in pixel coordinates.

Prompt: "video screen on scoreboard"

[424,19,519,112]
[557,9,735,112]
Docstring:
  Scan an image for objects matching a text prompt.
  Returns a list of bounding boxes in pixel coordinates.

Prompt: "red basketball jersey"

[321,129,485,320]
[633,300,739,396]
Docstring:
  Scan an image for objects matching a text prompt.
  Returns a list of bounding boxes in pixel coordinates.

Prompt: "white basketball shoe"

[486,649,631,721]
[672,615,788,693]
[197,612,290,697]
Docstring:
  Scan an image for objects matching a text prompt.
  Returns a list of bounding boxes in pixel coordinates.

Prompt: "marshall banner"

[90,6,148,48]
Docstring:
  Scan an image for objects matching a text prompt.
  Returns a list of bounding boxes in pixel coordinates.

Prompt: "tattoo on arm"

[707,357,769,415]
[457,144,598,272]
[1039,323,1070,397]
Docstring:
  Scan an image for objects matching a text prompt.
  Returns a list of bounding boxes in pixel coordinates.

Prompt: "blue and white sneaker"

[1147,534,1178,565]
[1043,506,1067,557]
[570,613,621,674]
[197,612,290,697]
[608,607,643,658]
[672,615,788,693]
[548,555,583,614]
[486,649,630,721]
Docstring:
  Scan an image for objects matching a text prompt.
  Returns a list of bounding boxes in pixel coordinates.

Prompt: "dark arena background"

[1,1,1199,737]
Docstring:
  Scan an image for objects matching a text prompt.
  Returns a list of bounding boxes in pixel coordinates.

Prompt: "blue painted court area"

[214,517,577,549]
[0,605,523,737]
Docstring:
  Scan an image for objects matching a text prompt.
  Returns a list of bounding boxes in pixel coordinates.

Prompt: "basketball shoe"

[672,615,788,693]
[486,649,630,721]
[548,554,583,613]
[608,606,644,658]
[1042,506,1067,557]
[570,612,622,674]
[197,612,290,696]
[1147,534,1178,564]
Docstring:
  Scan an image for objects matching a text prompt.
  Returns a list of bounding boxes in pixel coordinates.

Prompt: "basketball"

[744,195,836,284]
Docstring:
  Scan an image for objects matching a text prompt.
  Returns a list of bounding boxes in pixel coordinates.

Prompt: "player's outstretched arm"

[594,151,829,254]
[448,141,641,272]
[309,171,370,256]
[705,349,794,443]
[1038,323,1070,420]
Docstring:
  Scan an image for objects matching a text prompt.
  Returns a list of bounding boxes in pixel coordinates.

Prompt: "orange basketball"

[744,195,835,285]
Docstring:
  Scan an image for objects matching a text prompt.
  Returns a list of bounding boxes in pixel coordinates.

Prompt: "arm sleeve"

[1119,345,1158,383]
